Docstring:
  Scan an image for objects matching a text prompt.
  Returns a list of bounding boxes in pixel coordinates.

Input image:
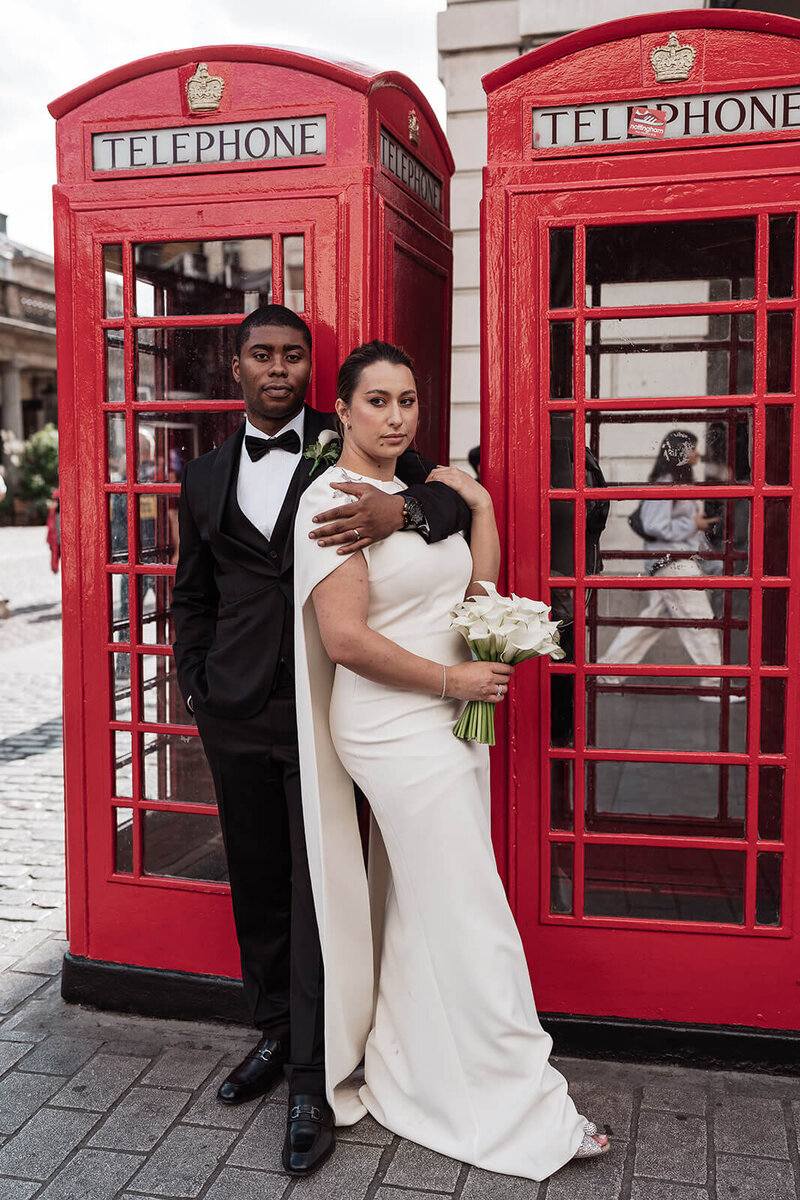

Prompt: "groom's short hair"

[235,305,312,356]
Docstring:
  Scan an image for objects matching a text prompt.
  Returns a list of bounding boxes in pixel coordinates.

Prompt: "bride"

[293,341,609,1179]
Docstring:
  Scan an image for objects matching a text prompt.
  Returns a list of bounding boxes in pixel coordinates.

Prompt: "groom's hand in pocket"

[309,482,405,554]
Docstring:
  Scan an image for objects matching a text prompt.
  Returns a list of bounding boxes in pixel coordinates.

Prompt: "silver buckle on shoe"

[290,1104,322,1121]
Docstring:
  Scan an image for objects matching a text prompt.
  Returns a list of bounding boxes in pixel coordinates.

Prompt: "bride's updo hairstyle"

[335,341,418,435]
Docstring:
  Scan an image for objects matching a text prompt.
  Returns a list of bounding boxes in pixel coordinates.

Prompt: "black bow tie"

[245,430,301,462]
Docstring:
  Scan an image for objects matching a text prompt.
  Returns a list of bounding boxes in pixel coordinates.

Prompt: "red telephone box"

[49,46,453,1013]
[483,10,800,1040]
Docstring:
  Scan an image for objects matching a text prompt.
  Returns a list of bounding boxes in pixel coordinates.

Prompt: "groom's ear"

[232,356,241,384]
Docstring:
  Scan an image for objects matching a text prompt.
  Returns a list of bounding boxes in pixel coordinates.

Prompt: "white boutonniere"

[303,428,341,476]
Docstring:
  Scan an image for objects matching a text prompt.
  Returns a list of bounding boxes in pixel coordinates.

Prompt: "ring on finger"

[351,528,360,542]
[496,684,503,698]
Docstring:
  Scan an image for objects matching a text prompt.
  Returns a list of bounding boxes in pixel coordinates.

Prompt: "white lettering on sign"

[532,87,800,149]
[92,116,327,171]
[380,128,442,214]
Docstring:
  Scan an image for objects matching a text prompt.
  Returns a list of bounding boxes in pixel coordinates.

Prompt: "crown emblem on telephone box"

[408,110,420,145]
[650,33,697,84]
[186,63,225,112]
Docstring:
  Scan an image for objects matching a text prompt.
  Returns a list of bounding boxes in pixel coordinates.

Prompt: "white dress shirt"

[236,409,305,542]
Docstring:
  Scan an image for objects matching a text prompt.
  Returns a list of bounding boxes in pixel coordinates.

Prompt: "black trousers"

[195,681,325,1094]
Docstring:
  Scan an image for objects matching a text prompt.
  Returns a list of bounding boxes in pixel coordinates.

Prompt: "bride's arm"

[311,553,512,702]
[425,467,500,598]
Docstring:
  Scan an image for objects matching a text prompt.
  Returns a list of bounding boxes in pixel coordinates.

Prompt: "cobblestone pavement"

[1,526,800,1200]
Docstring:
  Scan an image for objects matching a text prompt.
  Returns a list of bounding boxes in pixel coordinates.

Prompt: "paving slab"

[141,1048,223,1091]
[630,1185,710,1200]
[226,1104,286,1171]
[180,1068,256,1131]
[274,1140,382,1200]
[16,1034,102,1077]
[88,1087,192,1152]
[545,1142,629,1200]
[36,1147,144,1199]
[642,1085,708,1116]
[715,1154,796,1200]
[461,1166,542,1198]
[0,1180,40,1199]
[338,1112,394,1146]
[49,1052,150,1111]
[127,1125,237,1197]
[635,1111,707,1184]
[204,1165,289,1200]
[0,1042,33,1076]
[0,1070,64,1135]
[713,1095,789,1159]
[0,1107,98,1180]
[383,1140,462,1192]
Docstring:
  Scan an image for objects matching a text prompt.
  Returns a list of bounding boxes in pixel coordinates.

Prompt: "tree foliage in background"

[17,424,59,520]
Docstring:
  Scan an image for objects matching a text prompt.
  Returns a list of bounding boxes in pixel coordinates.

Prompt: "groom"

[171,305,469,1175]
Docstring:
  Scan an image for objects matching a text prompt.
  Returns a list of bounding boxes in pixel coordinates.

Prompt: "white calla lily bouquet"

[450,582,565,746]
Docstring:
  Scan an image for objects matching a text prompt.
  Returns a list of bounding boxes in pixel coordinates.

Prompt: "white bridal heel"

[573,1120,610,1159]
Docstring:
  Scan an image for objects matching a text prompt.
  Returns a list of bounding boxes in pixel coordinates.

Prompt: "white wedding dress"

[293,467,586,1180]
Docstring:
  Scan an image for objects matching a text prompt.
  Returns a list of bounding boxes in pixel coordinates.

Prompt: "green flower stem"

[453,700,496,746]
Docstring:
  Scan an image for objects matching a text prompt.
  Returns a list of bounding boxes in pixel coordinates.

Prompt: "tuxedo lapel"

[278,405,336,571]
[209,424,246,539]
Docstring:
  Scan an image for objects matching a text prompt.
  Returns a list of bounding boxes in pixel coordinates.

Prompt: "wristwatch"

[400,496,427,531]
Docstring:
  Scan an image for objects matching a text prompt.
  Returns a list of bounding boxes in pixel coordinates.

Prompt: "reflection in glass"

[592,498,750,578]
[282,235,305,311]
[111,653,132,721]
[585,761,746,839]
[765,407,792,485]
[114,808,134,874]
[108,495,127,563]
[588,588,749,665]
[586,681,747,753]
[550,673,573,749]
[762,590,788,666]
[766,312,793,393]
[550,760,573,830]
[106,333,125,404]
[758,766,784,841]
[142,731,216,806]
[550,413,573,487]
[585,217,756,308]
[142,655,190,726]
[136,411,243,482]
[106,413,126,479]
[140,574,174,646]
[109,573,129,643]
[584,843,745,923]
[136,326,239,405]
[143,810,227,882]
[550,843,573,915]
[104,244,124,318]
[134,238,273,315]
[550,322,573,399]
[550,501,574,576]
[760,678,786,754]
[768,214,795,298]
[584,313,753,399]
[138,495,179,565]
[585,409,752,487]
[763,498,790,575]
[549,228,574,309]
[756,852,782,926]
[114,730,133,799]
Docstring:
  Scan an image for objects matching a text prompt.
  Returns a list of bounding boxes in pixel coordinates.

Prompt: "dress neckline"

[336,466,402,488]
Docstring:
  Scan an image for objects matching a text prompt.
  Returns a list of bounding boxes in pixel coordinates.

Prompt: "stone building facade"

[0,215,57,448]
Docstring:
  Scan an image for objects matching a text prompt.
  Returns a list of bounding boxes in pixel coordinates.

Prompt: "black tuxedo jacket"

[171,405,471,721]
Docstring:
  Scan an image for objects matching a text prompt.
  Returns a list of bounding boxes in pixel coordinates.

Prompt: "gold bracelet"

[440,664,447,700]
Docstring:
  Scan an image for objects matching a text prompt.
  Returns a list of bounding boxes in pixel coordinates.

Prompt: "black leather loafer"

[217,1036,285,1105]
[281,1093,335,1175]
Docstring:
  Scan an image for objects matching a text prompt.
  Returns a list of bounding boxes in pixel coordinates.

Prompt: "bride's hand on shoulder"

[446,661,513,703]
[426,466,493,513]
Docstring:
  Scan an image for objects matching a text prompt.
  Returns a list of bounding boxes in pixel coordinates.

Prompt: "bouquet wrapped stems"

[450,582,565,747]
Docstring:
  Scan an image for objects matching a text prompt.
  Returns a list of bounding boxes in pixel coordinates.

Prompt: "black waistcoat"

[222,464,296,687]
